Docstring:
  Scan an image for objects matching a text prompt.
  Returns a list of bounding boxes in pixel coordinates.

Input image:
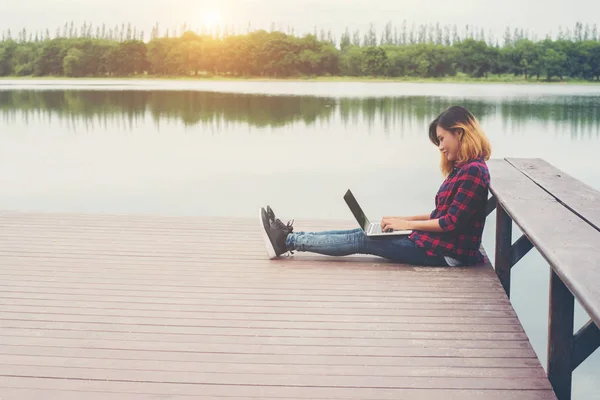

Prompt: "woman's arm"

[385,214,431,221]
[408,218,444,233]
[408,165,488,233]
[381,217,444,233]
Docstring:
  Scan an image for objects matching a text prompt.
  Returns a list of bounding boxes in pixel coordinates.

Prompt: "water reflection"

[1,90,599,138]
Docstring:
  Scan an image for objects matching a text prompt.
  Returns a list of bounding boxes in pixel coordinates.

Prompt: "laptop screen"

[343,190,370,231]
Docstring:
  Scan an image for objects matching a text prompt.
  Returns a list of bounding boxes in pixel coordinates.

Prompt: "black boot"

[259,207,294,259]
[266,205,294,235]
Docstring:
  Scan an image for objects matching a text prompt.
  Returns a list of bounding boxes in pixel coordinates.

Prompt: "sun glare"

[203,10,222,26]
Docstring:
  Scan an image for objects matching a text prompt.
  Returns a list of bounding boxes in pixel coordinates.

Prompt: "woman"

[259,106,491,267]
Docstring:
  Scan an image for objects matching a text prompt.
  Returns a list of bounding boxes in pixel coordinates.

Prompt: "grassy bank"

[1,73,598,84]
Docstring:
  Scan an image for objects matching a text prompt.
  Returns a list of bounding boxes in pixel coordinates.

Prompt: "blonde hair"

[429,107,491,177]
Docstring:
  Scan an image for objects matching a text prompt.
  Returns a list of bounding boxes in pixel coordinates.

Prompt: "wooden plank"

[0,365,553,390]
[0,218,355,233]
[0,268,505,288]
[0,320,529,340]
[0,308,521,326]
[0,345,541,368]
[0,279,505,294]
[0,291,513,308]
[0,329,531,349]
[0,357,548,378]
[488,159,600,326]
[0,318,524,333]
[0,299,517,316]
[0,336,536,357]
[507,158,600,231]
[0,316,525,333]
[0,210,351,224]
[0,388,558,400]
[0,258,499,276]
[0,379,558,400]
[0,292,512,307]
[0,269,505,286]
[0,286,509,301]
[0,346,543,371]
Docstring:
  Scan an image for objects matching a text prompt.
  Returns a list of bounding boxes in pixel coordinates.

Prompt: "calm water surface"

[1,80,599,398]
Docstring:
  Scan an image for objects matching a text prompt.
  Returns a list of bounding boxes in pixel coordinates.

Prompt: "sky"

[2,0,599,43]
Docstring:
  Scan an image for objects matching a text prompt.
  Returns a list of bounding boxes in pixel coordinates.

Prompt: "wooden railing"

[487,158,600,400]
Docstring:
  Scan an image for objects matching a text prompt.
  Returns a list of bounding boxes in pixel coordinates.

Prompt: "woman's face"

[436,125,462,162]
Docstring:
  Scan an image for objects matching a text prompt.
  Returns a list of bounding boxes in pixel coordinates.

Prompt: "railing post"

[547,269,575,400]
[495,205,512,297]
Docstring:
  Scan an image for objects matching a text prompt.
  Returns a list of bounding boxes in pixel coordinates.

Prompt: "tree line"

[0,21,599,81]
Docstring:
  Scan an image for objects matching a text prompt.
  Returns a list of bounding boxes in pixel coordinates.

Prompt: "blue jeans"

[285,228,449,266]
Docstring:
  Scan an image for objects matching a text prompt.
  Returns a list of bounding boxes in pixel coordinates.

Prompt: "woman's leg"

[295,228,363,236]
[286,230,447,266]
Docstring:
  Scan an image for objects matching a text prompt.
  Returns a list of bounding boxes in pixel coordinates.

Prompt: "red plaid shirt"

[410,156,490,265]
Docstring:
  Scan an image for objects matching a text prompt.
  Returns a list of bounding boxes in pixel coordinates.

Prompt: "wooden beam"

[572,320,600,370]
[485,195,497,217]
[495,205,512,298]
[510,234,534,267]
[547,269,575,400]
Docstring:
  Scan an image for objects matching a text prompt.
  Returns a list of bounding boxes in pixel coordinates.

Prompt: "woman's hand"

[380,217,413,232]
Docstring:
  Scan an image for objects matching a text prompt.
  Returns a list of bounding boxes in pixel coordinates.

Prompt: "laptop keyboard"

[369,224,383,234]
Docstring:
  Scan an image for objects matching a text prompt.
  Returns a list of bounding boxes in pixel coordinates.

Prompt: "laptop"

[343,189,413,237]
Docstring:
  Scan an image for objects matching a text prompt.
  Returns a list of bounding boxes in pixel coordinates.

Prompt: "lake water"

[1,79,599,398]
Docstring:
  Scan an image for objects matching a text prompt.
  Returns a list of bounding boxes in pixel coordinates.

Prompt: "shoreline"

[0,75,598,85]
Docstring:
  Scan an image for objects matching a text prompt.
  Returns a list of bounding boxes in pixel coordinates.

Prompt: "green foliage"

[0,22,599,81]
[63,48,84,76]
[0,40,18,76]
[361,47,389,76]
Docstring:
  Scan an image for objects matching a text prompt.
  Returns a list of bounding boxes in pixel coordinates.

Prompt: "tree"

[361,46,388,76]
[352,30,361,47]
[418,24,426,44]
[435,23,443,45]
[339,46,362,76]
[63,48,84,76]
[11,44,36,75]
[504,27,512,47]
[35,39,68,75]
[340,28,351,52]
[452,25,459,44]
[576,22,584,41]
[382,22,393,46]
[0,40,17,76]
[455,39,497,77]
[541,47,567,80]
[443,25,451,46]
[589,42,600,80]
[363,24,377,47]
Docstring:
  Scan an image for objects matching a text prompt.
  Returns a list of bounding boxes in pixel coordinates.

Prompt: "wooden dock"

[0,210,557,399]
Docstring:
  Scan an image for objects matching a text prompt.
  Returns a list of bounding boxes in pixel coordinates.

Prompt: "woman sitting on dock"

[259,106,492,267]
